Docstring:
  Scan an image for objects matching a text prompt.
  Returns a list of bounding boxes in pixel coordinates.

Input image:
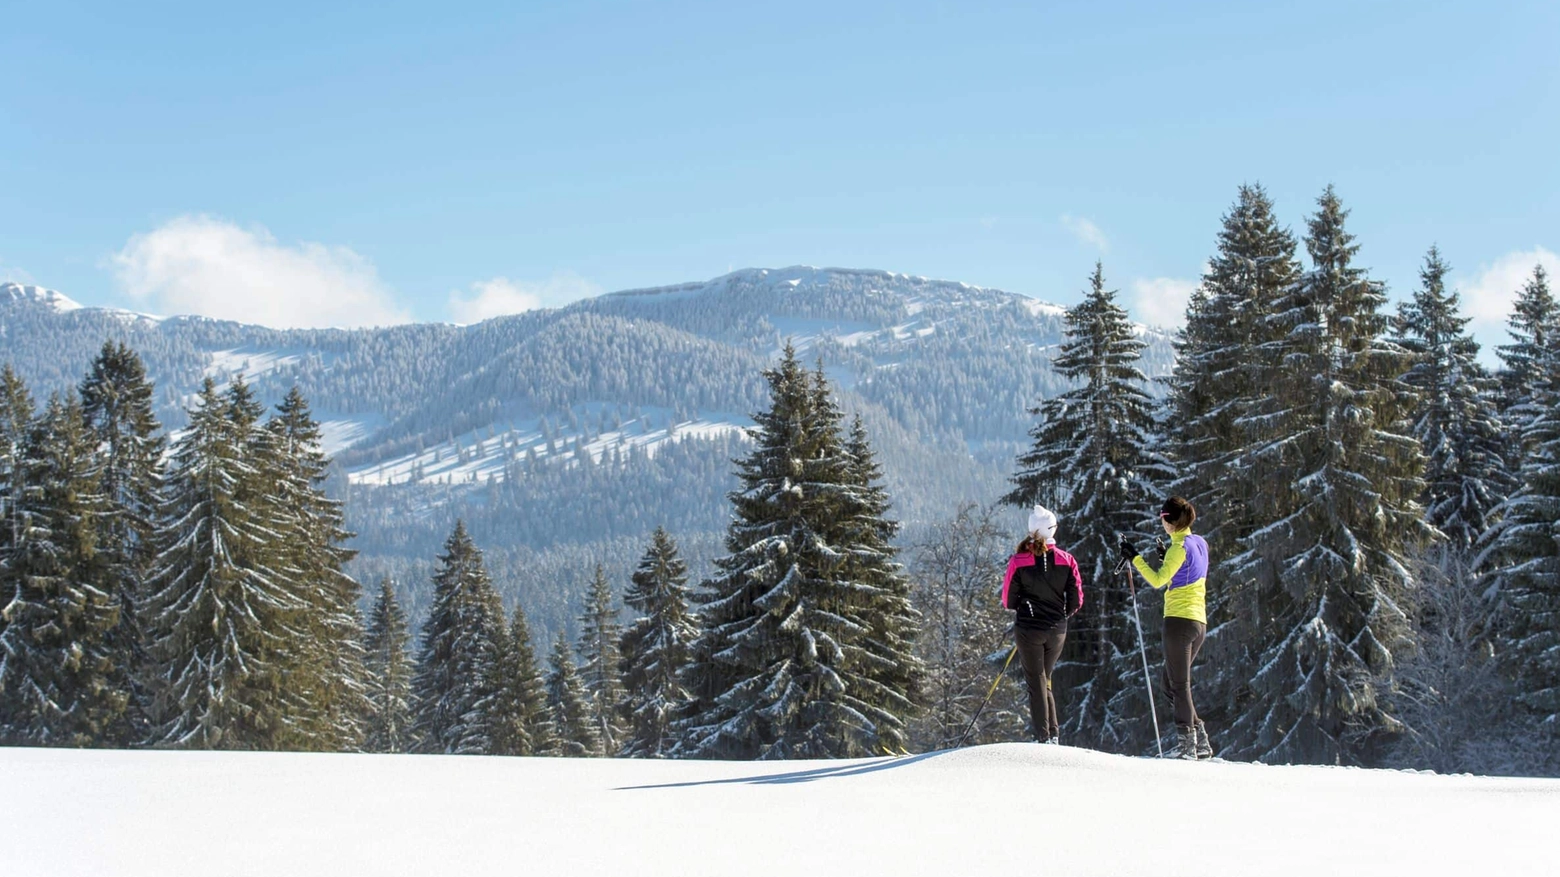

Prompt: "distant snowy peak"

[1,282,82,314]
[603,265,1083,324]
[0,281,164,323]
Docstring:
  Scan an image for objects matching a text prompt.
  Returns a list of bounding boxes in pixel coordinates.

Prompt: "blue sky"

[2,1,1555,348]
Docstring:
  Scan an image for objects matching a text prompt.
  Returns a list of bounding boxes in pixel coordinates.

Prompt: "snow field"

[204,346,349,382]
[314,413,388,457]
[345,406,751,487]
[4,742,1555,877]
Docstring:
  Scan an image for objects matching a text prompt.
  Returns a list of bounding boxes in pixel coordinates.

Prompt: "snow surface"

[4,743,1554,877]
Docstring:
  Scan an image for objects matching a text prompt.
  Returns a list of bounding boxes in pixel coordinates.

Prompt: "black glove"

[1117,536,1140,565]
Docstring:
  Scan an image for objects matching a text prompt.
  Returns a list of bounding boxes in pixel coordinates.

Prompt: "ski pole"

[953,644,1019,749]
[1121,555,1164,758]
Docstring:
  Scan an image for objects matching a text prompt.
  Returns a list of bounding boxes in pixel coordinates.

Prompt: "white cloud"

[1456,247,1559,345]
[112,215,411,328]
[1061,214,1108,252]
[448,272,601,323]
[1130,276,1198,328]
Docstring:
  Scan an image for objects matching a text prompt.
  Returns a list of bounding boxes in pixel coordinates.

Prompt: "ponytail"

[1160,496,1197,531]
[1015,535,1051,555]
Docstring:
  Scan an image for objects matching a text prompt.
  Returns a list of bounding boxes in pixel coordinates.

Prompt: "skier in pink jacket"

[1000,506,1084,744]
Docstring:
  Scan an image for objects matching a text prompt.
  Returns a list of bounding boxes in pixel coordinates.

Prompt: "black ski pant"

[1015,625,1066,742]
[1161,616,1206,728]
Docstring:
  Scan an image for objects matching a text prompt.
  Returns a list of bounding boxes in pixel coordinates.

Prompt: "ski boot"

[1194,720,1214,760]
[1173,724,1199,760]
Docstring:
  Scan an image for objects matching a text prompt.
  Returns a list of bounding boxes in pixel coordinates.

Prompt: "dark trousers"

[1015,625,1066,741]
[1161,616,1206,727]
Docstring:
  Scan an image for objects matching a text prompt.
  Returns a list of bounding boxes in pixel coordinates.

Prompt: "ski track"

[3,743,1554,876]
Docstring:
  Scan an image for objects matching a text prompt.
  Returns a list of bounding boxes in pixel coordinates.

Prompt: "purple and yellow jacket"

[1131,529,1208,623]
[1001,546,1084,631]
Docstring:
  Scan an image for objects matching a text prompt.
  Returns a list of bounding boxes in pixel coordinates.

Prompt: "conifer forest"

[2,186,1556,775]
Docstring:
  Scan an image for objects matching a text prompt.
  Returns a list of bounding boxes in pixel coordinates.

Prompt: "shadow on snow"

[614,750,949,790]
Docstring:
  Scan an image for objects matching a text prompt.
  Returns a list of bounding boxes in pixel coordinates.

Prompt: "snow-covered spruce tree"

[577,563,627,756]
[619,527,698,758]
[678,345,908,759]
[1165,184,1300,551]
[143,378,305,749]
[1004,263,1162,751]
[362,578,414,753]
[1224,187,1431,764]
[546,632,600,757]
[907,503,1028,750]
[470,618,521,755]
[78,341,165,745]
[836,411,925,752]
[264,388,366,751]
[0,395,124,745]
[410,519,505,754]
[481,603,555,756]
[1478,332,1560,727]
[0,366,37,664]
[1495,264,1557,464]
[1392,247,1509,552]
[1163,188,1302,753]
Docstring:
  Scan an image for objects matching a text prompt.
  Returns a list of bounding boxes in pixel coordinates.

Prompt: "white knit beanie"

[1027,505,1058,545]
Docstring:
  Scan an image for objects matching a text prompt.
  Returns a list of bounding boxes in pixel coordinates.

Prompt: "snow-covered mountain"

[1,281,83,314]
[0,266,1172,468]
[6,743,1554,876]
[0,267,1176,627]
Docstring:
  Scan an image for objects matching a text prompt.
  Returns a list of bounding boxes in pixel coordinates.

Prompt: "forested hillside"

[0,269,1175,637]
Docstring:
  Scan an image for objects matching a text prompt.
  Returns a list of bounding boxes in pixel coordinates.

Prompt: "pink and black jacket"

[1001,546,1084,631]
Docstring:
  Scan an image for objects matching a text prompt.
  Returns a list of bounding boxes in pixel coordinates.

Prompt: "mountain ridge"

[0,266,1176,634]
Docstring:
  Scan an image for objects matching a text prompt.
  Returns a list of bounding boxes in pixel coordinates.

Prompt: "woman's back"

[1003,547,1082,630]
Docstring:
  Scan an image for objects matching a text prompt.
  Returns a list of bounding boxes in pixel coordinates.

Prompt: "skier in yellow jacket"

[1118,496,1212,760]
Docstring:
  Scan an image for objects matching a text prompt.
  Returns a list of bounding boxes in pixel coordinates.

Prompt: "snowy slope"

[5,743,1555,877]
[347,407,748,487]
[1,281,82,313]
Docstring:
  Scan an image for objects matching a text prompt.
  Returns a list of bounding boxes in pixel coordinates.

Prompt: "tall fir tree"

[678,345,907,759]
[78,342,164,745]
[362,578,414,753]
[1163,184,1302,753]
[480,604,555,756]
[0,366,37,668]
[577,564,627,756]
[619,527,698,758]
[1480,422,1560,725]
[264,388,366,751]
[410,520,505,754]
[1495,264,1558,468]
[836,412,925,752]
[1479,298,1560,726]
[1223,187,1431,764]
[1005,263,1162,750]
[546,632,600,757]
[1166,183,1300,550]
[143,378,305,749]
[1393,247,1510,551]
[0,395,124,745]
